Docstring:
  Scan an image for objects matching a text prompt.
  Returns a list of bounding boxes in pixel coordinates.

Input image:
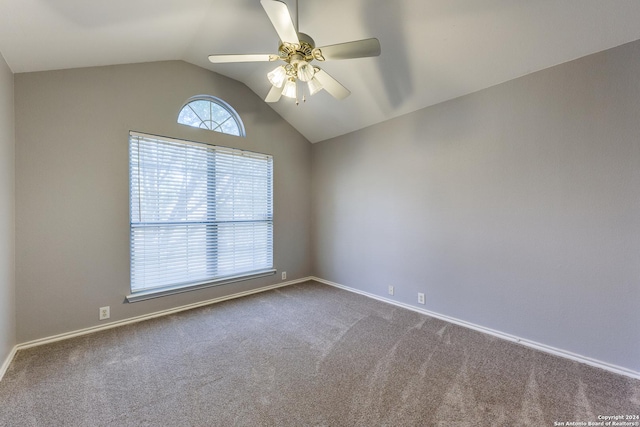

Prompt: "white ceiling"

[2,0,640,143]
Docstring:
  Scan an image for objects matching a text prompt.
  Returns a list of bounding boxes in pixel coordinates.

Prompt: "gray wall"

[12,42,640,374]
[0,51,15,364]
[15,61,312,342]
[312,40,640,373]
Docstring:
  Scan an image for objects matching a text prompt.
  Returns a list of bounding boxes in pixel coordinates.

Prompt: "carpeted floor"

[1,281,638,426]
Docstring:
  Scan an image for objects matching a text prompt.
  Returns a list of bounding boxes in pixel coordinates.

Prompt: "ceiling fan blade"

[313,69,351,100]
[265,85,283,103]
[316,38,381,61]
[260,0,299,45]
[208,54,278,63]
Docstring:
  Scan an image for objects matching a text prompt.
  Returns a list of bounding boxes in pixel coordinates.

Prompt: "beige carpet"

[1,281,638,426]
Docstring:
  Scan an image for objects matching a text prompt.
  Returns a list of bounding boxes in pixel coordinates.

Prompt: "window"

[128,132,273,301]
[177,96,245,137]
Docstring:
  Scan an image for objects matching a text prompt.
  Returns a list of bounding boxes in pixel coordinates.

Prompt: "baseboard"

[0,345,18,382]
[7,276,638,382]
[310,277,640,380]
[16,277,313,352]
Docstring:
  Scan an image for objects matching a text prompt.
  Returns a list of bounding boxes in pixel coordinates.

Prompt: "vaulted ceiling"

[2,0,640,142]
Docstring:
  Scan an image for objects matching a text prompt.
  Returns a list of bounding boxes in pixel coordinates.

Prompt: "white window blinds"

[129,132,273,295]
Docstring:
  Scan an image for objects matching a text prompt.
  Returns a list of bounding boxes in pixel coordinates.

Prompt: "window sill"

[125,269,277,303]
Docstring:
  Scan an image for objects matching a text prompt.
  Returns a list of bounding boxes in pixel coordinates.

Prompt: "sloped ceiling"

[2,0,640,142]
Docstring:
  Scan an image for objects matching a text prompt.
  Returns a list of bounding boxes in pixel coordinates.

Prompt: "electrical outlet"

[388,285,394,296]
[418,293,425,305]
[281,271,287,280]
[99,306,110,320]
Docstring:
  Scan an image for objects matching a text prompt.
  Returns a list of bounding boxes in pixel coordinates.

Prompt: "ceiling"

[2,0,640,143]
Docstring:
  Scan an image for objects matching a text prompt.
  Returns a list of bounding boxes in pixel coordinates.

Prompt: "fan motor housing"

[279,32,315,62]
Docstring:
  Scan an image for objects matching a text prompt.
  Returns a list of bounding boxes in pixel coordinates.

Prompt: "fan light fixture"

[307,76,323,96]
[267,65,287,88]
[296,61,315,82]
[282,78,297,99]
[207,0,381,105]
[265,33,328,105]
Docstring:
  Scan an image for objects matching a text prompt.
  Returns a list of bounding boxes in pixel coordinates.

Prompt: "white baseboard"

[4,276,638,382]
[14,277,313,353]
[0,345,18,382]
[310,276,640,380]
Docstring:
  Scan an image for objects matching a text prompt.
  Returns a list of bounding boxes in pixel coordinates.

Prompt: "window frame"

[127,131,274,303]
[177,95,246,137]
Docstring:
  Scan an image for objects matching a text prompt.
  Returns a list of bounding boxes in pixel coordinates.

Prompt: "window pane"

[130,132,272,293]
[220,119,240,136]
[177,107,200,128]
[189,101,211,124]
[211,107,231,125]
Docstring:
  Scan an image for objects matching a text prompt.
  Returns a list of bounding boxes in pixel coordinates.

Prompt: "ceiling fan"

[208,0,381,104]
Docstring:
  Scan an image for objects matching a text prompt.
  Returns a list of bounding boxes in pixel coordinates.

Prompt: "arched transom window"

[177,96,245,137]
